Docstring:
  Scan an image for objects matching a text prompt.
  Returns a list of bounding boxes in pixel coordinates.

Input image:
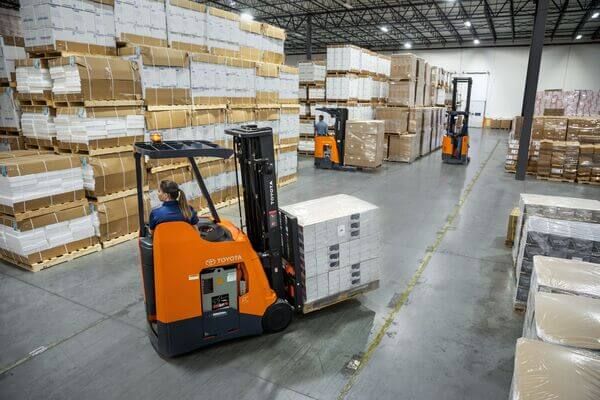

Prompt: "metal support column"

[516,0,549,180]
[306,14,312,61]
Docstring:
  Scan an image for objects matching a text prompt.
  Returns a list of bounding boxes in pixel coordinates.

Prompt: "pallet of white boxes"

[0,1,299,270]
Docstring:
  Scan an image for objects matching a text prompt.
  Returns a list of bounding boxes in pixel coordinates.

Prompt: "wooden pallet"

[18,99,52,106]
[579,180,600,186]
[0,128,21,136]
[89,187,145,203]
[299,81,326,86]
[536,176,575,183]
[57,144,134,156]
[101,232,138,249]
[278,175,298,187]
[1,243,102,272]
[198,197,241,215]
[302,280,379,314]
[11,198,88,222]
[298,150,314,156]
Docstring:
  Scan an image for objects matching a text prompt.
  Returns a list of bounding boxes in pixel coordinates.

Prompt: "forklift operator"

[149,180,199,232]
[314,115,329,136]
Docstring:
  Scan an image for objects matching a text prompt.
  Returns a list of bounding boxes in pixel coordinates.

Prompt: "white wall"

[286,44,600,118]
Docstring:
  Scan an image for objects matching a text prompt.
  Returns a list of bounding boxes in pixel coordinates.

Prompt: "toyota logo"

[205,259,216,266]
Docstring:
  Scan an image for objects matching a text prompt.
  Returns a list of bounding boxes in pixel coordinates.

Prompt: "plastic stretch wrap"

[387,134,419,163]
[390,53,417,80]
[542,117,568,141]
[523,291,600,350]
[0,36,27,82]
[343,120,385,168]
[388,80,415,107]
[509,338,600,400]
[567,117,600,141]
[375,107,409,134]
[515,215,600,307]
[512,194,600,265]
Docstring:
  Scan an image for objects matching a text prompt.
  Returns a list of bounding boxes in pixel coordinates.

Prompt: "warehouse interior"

[0,1,599,400]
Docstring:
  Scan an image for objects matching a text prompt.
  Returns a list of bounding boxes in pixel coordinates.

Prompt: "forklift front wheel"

[262,299,293,333]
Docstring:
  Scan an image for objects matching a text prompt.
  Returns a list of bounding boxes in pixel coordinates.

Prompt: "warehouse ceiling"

[205,0,600,54]
[1,0,598,52]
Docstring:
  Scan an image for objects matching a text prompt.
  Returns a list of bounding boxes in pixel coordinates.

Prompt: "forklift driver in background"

[149,180,199,232]
[314,115,329,136]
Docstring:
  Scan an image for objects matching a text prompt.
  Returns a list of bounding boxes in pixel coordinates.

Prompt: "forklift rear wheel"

[262,299,293,333]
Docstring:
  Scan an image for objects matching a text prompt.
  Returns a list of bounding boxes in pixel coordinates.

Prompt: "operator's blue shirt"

[149,200,199,230]
[315,120,329,136]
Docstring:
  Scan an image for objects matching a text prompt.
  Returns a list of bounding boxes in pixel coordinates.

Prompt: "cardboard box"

[375,107,409,134]
[387,133,419,163]
[388,81,415,107]
[414,83,424,107]
[344,120,385,168]
[49,56,142,102]
[0,154,85,216]
[543,117,568,141]
[567,117,600,141]
[83,153,137,197]
[390,53,417,80]
[94,194,139,242]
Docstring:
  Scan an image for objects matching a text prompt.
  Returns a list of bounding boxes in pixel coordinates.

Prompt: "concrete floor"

[1,129,598,400]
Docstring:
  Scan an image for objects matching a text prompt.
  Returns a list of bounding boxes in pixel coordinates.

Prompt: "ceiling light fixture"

[380,26,389,33]
[343,2,354,9]
[404,42,412,49]
[473,38,480,45]
[464,20,471,27]
[575,34,583,40]
[592,12,599,19]
[240,13,254,21]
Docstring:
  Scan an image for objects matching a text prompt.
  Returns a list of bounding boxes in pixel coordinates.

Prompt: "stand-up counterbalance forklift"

[313,107,356,171]
[442,77,473,164]
[134,126,307,357]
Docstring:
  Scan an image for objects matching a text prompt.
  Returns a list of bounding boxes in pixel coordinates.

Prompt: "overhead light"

[240,13,253,21]
[576,34,583,40]
[473,39,480,45]
[592,12,599,19]
[403,42,412,49]
[343,2,354,9]
[380,26,389,33]
[464,20,471,27]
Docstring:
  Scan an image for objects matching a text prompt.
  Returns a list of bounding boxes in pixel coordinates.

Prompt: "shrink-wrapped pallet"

[49,56,141,102]
[388,80,415,107]
[20,0,115,51]
[280,194,380,304]
[82,152,137,197]
[344,120,384,168]
[390,53,417,80]
[387,133,419,163]
[514,216,600,308]
[54,106,145,152]
[567,117,600,141]
[0,201,97,268]
[166,0,207,52]
[298,62,326,83]
[509,339,600,400]
[120,45,190,106]
[375,107,409,134]
[93,194,139,242]
[0,154,85,216]
[114,0,168,47]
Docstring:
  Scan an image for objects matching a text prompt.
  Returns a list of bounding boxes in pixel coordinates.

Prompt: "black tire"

[262,299,293,333]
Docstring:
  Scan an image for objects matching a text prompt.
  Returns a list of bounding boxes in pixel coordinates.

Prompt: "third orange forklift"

[442,77,472,165]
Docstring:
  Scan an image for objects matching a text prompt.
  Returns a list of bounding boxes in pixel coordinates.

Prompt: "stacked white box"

[15,59,52,94]
[327,45,361,72]
[376,55,391,77]
[360,49,377,74]
[278,109,299,144]
[20,0,115,48]
[280,194,380,304]
[298,62,326,83]
[326,75,359,101]
[313,103,374,124]
[114,0,167,44]
[279,67,299,103]
[0,36,27,82]
[0,88,20,129]
[54,108,145,144]
[308,87,325,101]
[226,60,255,101]
[21,106,56,140]
[206,7,240,52]
[276,148,297,178]
[189,54,228,104]
[166,0,207,49]
[357,76,373,101]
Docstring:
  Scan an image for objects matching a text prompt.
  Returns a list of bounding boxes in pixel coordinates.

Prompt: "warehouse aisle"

[1,129,598,400]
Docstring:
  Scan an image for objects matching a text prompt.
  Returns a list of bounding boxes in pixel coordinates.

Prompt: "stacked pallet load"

[504,115,600,183]
[298,62,326,155]
[280,194,380,312]
[534,88,600,117]
[508,256,600,400]
[0,151,100,271]
[343,120,385,169]
[511,194,600,309]
[376,53,446,163]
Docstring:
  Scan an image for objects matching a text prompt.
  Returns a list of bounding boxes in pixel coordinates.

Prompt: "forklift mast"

[225,125,285,299]
[316,107,349,164]
[449,77,473,137]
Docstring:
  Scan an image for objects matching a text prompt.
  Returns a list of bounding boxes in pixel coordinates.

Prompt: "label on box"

[337,225,346,237]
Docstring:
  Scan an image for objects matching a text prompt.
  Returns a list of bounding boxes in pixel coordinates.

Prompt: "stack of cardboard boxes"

[0,35,27,150]
[0,4,298,270]
[375,53,447,163]
[505,116,600,183]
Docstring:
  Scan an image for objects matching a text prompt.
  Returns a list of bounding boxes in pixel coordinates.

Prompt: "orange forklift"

[134,126,306,357]
[442,77,472,165]
[313,107,356,171]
